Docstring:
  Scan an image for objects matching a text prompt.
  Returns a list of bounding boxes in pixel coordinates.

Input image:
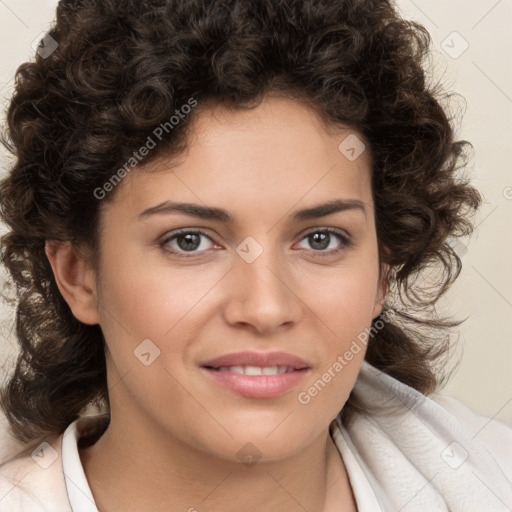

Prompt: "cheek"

[97,244,214,335]
[95,252,219,431]
[295,260,379,406]
[304,259,380,338]
[95,248,231,382]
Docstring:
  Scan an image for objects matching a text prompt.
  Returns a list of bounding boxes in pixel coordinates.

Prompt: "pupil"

[178,233,200,251]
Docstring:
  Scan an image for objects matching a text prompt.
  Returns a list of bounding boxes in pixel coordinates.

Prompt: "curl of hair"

[0,0,481,444]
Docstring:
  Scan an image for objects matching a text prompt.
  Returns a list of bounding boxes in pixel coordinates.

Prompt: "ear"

[372,262,391,320]
[44,240,100,325]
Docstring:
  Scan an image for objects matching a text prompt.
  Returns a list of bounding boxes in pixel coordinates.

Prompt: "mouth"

[199,353,311,398]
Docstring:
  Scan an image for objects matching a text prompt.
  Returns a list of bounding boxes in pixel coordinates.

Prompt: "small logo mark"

[447,238,468,259]
[31,32,58,59]
[338,134,366,161]
[31,442,58,469]
[134,338,161,366]
[236,236,264,263]
[441,441,469,469]
[236,442,263,468]
[441,31,469,59]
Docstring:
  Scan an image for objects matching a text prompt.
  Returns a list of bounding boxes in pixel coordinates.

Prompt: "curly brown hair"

[0,0,481,445]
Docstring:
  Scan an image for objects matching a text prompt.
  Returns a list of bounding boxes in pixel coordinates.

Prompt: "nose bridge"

[224,234,301,331]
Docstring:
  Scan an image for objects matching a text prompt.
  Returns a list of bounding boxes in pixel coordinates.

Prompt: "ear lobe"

[44,240,100,325]
[372,262,391,319]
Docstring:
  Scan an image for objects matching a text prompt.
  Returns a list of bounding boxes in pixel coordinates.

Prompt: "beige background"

[0,0,511,425]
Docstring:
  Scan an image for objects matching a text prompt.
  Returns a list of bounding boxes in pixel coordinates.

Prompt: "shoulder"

[429,391,512,479]
[338,362,512,511]
[0,413,71,511]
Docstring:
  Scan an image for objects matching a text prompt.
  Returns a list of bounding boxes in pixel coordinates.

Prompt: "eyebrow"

[138,198,367,222]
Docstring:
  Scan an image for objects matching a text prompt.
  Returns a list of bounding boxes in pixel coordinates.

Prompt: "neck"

[79,414,356,512]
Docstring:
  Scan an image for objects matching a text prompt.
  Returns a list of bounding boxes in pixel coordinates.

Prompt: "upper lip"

[201,351,310,370]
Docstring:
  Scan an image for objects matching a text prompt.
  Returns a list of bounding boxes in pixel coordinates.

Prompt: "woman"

[0,0,510,510]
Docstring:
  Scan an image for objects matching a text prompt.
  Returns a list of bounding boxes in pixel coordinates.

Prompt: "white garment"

[343,363,512,511]
[62,417,103,512]
[0,361,511,511]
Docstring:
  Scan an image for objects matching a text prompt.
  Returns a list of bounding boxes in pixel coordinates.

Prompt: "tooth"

[244,366,263,375]
[214,365,293,375]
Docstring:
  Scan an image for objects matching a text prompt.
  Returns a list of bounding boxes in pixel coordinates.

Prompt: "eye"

[159,227,353,258]
[160,229,217,256]
[295,228,352,256]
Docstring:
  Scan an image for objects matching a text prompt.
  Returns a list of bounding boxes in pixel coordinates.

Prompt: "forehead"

[105,95,373,224]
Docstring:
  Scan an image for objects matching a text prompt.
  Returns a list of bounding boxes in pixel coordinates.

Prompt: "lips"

[199,351,311,398]
[200,351,310,370]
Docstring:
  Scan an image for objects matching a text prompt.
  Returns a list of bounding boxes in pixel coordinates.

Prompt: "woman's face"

[91,95,387,462]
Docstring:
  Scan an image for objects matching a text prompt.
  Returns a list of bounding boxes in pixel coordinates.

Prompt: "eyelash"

[159,228,353,258]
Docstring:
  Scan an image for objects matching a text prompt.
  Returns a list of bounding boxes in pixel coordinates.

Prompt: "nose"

[222,241,303,335]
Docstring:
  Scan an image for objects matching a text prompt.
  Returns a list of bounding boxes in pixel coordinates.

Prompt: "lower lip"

[200,367,310,398]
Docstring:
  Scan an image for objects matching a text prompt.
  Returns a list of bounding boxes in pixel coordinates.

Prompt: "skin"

[45,94,389,512]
